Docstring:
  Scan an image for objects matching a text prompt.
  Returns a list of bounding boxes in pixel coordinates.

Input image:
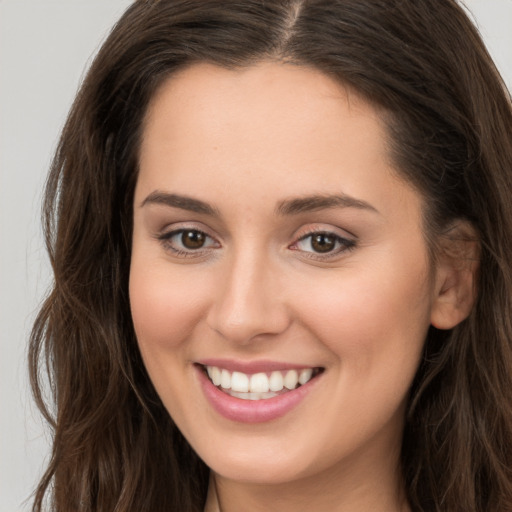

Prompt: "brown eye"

[181,230,206,249]
[158,228,218,257]
[292,230,356,259]
[310,233,336,253]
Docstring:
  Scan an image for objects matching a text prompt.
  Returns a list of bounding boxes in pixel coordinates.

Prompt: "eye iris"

[311,233,335,253]
[181,230,205,249]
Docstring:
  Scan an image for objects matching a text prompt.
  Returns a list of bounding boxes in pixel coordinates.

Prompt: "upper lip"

[196,358,321,374]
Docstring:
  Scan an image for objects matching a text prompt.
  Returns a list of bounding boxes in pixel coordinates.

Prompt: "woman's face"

[130,62,439,486]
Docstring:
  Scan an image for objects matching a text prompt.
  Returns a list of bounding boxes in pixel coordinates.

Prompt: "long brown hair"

[30,1,512,510]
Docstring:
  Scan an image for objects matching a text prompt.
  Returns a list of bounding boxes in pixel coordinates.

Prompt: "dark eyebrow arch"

[140,191,219,216]
[276,194,379,216]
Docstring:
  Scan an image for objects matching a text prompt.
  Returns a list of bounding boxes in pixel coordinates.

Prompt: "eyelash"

[157,227,356,260]
[157,228,219,258]
[290,230,356,260]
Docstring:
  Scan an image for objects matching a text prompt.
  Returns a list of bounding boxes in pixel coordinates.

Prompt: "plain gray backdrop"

[0,1,510,510]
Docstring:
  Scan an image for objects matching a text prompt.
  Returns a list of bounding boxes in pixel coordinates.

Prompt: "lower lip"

[196,366,320,423]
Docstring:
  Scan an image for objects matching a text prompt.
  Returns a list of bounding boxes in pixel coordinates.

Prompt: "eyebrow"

[140,191,219,216]
[276,194,379,215]
[140,191,378,217]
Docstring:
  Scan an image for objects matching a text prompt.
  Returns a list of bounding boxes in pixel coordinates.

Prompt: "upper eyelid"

[159,227,219,244]
[292,231,355,248]
[158,221,219,239]
[297,229,351,240]
[293,223,357,241]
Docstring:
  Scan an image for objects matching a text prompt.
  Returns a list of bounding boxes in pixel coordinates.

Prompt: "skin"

[130,62,471,511]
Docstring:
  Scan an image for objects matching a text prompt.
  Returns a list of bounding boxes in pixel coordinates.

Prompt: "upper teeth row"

[206,366,314,393]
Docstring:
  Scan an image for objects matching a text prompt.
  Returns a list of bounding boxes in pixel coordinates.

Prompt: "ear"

[430,221,479,330]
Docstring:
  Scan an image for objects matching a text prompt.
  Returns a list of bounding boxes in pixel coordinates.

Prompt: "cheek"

[294,259,433,375]
[288,264,433,450]
[129,257,208,355]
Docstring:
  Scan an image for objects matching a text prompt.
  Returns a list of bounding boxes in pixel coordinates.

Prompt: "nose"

[206,249,291,345]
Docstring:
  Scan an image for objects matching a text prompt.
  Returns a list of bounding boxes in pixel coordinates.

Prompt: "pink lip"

[195,364,321,424]
[197,358,316,374]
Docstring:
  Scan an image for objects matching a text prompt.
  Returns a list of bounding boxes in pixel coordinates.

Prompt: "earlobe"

[430,222,479,330]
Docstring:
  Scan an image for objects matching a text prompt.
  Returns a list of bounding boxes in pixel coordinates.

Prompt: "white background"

[0,1,510,510]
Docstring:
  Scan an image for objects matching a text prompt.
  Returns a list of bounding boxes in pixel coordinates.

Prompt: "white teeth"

[220,369,231,389]
[269,371,284,392]
[299,368,313,385]
[231,371,249,392]
[230,391,278,400]
[211,366,222,386]
[284,369,299,390]
[250,372,269,393]
[207,366,222,386]
[205,365,317,399]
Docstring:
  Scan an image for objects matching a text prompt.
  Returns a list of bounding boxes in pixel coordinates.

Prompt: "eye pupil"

[311,233,335,253]
[181,230,205,249]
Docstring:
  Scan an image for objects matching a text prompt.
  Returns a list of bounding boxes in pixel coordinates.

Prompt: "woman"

[30,1,512,511]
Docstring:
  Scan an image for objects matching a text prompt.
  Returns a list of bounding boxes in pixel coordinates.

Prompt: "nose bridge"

[206,243,289,344]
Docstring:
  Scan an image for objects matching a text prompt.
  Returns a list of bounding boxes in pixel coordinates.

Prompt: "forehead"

[137,61,419,222]
[143,61,384,142]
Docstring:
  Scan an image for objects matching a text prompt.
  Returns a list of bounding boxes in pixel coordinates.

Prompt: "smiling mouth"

[200,365,324,400]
